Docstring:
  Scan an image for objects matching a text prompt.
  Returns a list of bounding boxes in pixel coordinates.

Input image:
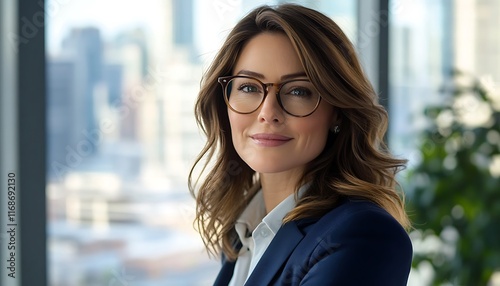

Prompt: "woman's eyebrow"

[235,69,265,79]
[235,69,307,81]
[280,72,307,81]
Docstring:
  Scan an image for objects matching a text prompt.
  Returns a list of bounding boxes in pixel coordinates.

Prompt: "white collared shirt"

[228,184,309,286]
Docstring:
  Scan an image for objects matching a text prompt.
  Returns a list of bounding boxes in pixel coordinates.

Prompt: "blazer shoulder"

[313,199,410,246]
[277,200,413,285]
[297,198,412,267]
[311,198,408,234]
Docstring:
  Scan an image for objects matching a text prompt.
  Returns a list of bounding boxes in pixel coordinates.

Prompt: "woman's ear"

[329,110,341,133]
[330,125,340,134]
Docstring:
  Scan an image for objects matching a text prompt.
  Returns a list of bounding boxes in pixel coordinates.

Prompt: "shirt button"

[260,227,270,237]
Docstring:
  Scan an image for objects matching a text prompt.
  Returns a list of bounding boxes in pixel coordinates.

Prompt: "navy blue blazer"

[213,198,413,286]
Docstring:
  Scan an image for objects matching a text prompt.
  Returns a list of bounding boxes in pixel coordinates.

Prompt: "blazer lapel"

[244,220,304,285]
[213,259,236,286]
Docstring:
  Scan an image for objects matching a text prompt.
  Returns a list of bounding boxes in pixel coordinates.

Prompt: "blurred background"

[1,0,499,285]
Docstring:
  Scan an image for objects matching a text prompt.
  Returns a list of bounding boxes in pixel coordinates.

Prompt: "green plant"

[407,70,500,285]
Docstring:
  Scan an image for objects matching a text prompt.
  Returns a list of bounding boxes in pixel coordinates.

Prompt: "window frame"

[0,1,389,285]
[1,0,47,285]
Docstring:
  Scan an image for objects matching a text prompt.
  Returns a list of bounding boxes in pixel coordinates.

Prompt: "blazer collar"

[213,216,323,286]
[244,219,305,285]
[213,258,237,286]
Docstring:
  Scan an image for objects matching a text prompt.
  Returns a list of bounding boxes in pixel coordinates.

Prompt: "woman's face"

[228,32,336,176]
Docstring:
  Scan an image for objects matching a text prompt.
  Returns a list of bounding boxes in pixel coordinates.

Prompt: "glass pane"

[390,0,500,284]
[389,0,452,159]
[46,1,356,285]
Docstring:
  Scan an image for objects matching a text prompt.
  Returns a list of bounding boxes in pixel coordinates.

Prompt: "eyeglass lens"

[224,76,320,116]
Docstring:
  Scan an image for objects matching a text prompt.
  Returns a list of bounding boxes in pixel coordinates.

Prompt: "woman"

[189,4,412,286]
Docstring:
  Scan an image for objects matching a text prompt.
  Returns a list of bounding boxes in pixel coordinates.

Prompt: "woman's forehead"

[233,33,304,80]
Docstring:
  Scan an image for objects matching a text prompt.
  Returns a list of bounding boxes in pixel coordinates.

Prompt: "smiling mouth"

[250,133,293,147]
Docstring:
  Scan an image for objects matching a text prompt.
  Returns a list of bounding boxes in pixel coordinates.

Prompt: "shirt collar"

[262,182,310,235]
[235,191,266,237]
[234,182,311,241]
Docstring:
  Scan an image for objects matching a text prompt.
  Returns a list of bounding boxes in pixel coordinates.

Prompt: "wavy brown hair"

[188,4,410,261]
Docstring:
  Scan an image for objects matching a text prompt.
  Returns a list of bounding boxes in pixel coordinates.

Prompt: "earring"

[333,125,340,134]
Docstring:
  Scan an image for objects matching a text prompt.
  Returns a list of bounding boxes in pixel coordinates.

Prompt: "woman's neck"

[260,169,303,213]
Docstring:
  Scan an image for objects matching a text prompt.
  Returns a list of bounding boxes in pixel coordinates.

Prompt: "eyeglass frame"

[217,75,322,117]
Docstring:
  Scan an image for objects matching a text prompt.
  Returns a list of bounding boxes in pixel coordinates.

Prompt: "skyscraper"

[172,0,197,62]
[62,27,103,140]
[47,58,75,180]
[47,27,105,180]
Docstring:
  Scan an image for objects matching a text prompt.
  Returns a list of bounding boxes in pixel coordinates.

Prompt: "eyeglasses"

[218,75,322,117]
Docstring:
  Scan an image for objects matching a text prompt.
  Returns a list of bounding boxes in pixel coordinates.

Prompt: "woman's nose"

[258,86,285,124]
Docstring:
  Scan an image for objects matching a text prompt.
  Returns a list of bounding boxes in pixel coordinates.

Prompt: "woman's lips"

[250,133,293,147]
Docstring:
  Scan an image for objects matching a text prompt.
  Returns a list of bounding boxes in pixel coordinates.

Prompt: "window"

[389,0,453,162]
[45,1,357,285]
[389,0,500,284]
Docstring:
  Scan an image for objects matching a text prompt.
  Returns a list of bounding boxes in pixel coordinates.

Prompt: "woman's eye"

[288,87,311,96]
[239,84,260,93]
